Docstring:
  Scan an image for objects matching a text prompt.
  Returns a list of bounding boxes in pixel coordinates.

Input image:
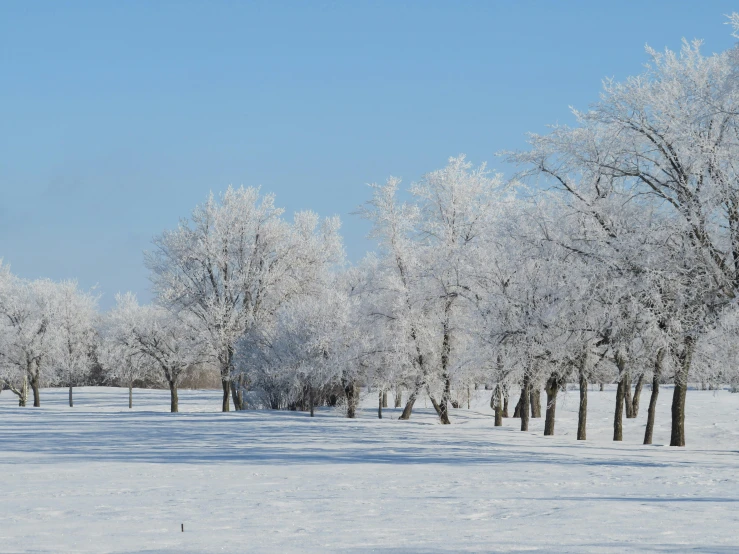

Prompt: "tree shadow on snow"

[0,408,698,469]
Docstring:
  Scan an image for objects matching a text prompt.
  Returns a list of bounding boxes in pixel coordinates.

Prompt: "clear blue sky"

[1,1,737,308]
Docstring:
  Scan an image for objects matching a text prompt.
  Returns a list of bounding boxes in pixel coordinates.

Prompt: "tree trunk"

[129,379,133,409]
[544,374,558,436]
[436,302,453,425]
[344,380,358,419]
[378,389,383,419]
[520,375,531,431]
[394,389,402,408]
[428,389,451,424]
[624,372,635,418]
[18,378,27,407]
[69,384,73,408]
[530,388,542,418]
[437,379,452,424]
[398,382,421,420]
[599,382,604,392]
[169,381,179,413]
[513,387,524,418]
[19,376,27,407]
[230,381,242,411]
[399,392,416,419]
[219,345,236,412]
[613,356,626,441]
[491,384,503,426]
[30,374,40,407]
[670,381,688,446]
[644,348,664,445]
[632,374,644,417]
[502,386,509,417]
[309,385,315,417]
[577,368,587,441]
[671,336,694,447]
[221,379,230,412]
[382,390,388,408]
[614,375,625,441]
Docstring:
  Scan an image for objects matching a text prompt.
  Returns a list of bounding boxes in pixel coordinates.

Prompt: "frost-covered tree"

[99,310,158,409]
[509,33,739,445]
[52,280,99,407]
[106,293,206,412]
[238,262,368,418]
[0,264,59,407]
[359,156,507,423]
[146,186,342,412]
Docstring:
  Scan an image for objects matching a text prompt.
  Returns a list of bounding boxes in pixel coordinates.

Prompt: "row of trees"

[0,268,98,407]
[4,20,739,447]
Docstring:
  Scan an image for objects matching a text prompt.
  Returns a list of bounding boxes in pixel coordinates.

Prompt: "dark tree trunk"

[502,386,509,417]
[382,390,388,408]
[220,346,235,412]
[624,372,635,418]
[513,387,524,418]
[344,380,358,419]
[309,385,314,417]
[129,379,133,409]
[437,380,451,424]
[398,387,418,420]
[544,374,559,436]
[31,375,40,407]
[670,382,688,446]
[221,379,230,412]
[577,368,587,441]
[399,395,416,419]
[614,376,625,441]
[394,389,402,408]
[520,375,531,431]
[378,389,382,419]
[531,388,542,418]
[491,384,503,427]
[230,381,243,411]
[436,302,453,425]
[599,382,604,392]
[632,374,644,417]
[671,337,694,447]
[429,390,451,424]
[169,381,179,413]
[644,348,664,445]
[69,384,73,407]
[18,377,27,407]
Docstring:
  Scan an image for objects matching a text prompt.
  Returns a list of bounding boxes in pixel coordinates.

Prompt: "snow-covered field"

[0,386,738,553]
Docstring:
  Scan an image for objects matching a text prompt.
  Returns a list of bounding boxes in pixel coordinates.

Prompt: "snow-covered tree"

[359,156,508,423]
[509,34,739,446]
[146,186,342,412]
[99,308,158,409]
[52,280,99,407]
[106,293,207,412]
[0,264,59,407]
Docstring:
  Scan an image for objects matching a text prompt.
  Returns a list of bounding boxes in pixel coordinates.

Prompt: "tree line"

[4,20,739,447]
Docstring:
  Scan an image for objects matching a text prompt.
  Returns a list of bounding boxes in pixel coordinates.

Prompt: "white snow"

[0,386,738,553]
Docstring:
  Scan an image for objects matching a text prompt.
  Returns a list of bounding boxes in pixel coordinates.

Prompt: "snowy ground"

[0,386,738,553]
